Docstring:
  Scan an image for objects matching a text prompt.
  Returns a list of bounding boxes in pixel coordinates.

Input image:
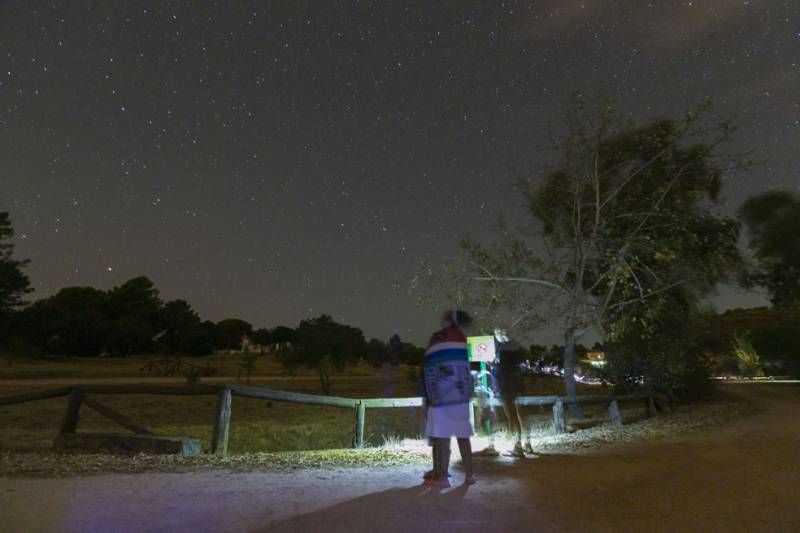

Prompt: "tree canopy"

[280,314,366,394]
[0,212,31,318]
[738,190,800,308]
[104,277,163,355]
[418,97,743,402]
[214,318,253,351]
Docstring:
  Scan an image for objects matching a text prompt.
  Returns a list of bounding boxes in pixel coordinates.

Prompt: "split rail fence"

[0,383,657,456]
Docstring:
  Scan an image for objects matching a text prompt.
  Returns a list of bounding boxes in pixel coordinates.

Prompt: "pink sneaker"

[423,470,452,481]
[425,478,451,489]
[464,475,477,485]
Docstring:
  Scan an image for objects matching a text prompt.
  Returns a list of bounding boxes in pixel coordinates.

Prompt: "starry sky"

[1,1,798,344]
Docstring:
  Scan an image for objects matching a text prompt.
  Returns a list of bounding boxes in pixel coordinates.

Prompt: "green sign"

[467,335,496,362]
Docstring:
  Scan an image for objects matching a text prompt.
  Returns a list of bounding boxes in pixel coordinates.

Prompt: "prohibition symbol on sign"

[467,336,496,362]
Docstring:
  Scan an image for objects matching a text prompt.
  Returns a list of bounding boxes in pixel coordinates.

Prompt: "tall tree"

[213,318,253,351]
[280,314,366,394]
[105,276,162,355]
[738,190,800,308]
[10,287,109,356]
[0,212,31,320]
[156,299,202,354]
[365,337,388,367]
[604,289,713,399]
[417,97,742,410]
[268,325,294,351]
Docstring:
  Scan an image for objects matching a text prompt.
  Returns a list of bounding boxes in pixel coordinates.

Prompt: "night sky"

[2,1,798,344]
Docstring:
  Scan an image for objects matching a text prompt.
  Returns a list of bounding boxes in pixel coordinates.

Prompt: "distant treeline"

[0,273,425,365]
[2,275,264,356]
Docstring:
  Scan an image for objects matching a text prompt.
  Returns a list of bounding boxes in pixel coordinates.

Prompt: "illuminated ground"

[2,384,798,532]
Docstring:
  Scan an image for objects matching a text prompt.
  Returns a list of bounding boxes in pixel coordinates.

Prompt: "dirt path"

[2,384,798,532]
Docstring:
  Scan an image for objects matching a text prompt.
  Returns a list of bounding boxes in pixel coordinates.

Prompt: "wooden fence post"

[211,388,232,456]
[59,388,84,434]
[552,399,566,434]
[608,400,622,427]
[352,401,366,448]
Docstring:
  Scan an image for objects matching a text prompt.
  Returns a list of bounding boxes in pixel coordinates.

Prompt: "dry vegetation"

[0,355,754,477]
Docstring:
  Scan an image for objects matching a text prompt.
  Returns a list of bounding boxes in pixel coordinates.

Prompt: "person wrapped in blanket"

[421,309,476,488]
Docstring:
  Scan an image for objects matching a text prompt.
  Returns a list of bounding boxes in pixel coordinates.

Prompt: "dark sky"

[2,1,798,344]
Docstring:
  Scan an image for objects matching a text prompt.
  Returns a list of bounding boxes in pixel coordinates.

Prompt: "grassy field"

[0,352,376,381]
[0,355,614,455]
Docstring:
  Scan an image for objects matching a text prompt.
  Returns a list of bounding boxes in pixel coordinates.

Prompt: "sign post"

[467,336,497,437]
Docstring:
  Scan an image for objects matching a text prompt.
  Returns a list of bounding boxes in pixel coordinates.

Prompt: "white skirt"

[424,402,475,438]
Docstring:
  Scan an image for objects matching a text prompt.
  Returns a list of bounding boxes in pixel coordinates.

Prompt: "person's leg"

[502,397,525,456]
[485,408,496,449]
[438,437,451,479]
[427,438,439,480]
[501,398,521,442]
[457,437,475,483]
[512,403,524,446]
[426,438,451,487]
[519,408,535,454]
[473,401,499,455]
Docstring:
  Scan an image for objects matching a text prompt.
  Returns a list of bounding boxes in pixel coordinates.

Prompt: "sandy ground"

[2,384,798,533]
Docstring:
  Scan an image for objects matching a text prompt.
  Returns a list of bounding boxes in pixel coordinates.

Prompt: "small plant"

[381,434,403,450]
[732,332,764,378]
[141,356,217,385]
[238,347,258,384]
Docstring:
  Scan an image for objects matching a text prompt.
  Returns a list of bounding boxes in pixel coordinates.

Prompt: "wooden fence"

[0,384,656,456]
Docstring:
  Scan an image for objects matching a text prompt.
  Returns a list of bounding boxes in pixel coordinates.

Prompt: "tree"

[365,337,388,367]
[268,325,294,352]
[105,277,162,355]
[604,290,713,399]
[156,299,202,354]
[0,212,31,347]
[280,314,366,394]
[387,334,403,366]
[417,97,742,411]
[732,332,765,378]
[703,306,800,375]
[738,191,800,308]
[213,318,253,351]
[400,342,425,366]
[528,343,548,362]
[178,320,216,356]
[47,287,110,357]
[250,328,273,348]
[10,287,109,356]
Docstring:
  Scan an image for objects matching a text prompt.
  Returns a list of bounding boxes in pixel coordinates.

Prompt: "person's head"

[440,309,473,330]
[493,327,510,343]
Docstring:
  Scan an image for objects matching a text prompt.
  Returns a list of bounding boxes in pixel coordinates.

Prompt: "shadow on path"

[262,482,536,533]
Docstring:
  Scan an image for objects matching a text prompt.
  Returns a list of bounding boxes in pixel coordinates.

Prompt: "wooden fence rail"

[0,386,74,406]
[0,384,657,456]
[228,384,355,408]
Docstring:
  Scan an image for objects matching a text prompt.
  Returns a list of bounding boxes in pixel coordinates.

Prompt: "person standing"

[422,309,476,488]
[472,329,533,457]
[493,329,534,457]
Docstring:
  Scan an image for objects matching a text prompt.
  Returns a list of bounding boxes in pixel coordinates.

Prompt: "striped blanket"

[423,326,472,407]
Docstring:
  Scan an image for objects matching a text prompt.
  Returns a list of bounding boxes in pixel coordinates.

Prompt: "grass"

[0,353,378,381]
[0,449,432,478]
[0,355,613,457]
[0,385,421,454]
